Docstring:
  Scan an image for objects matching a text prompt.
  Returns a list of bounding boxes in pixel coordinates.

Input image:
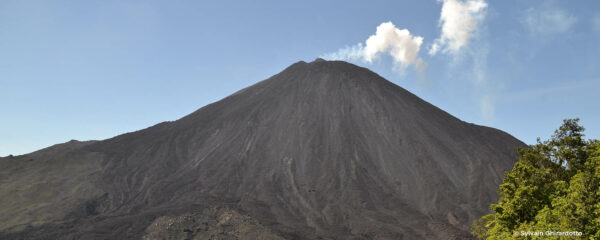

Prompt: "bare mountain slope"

[0,59,525,239]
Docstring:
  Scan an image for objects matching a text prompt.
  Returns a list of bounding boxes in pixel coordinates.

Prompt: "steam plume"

[429,0,487,55]
[322,22,425,74]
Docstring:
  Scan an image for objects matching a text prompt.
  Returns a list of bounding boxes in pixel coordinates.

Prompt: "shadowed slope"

[0,59,525,239]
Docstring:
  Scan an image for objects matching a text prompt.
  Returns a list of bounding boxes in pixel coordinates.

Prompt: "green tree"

[473,118,600,239]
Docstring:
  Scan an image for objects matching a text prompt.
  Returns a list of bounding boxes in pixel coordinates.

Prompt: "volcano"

[0,59,524,239]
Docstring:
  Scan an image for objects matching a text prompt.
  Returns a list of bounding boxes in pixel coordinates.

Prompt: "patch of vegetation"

[473,119,600,239]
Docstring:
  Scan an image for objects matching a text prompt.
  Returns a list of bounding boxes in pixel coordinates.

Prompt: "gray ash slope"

[0,59,525,239]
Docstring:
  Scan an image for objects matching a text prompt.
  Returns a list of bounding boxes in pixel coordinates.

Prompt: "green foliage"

[473,118,600,239]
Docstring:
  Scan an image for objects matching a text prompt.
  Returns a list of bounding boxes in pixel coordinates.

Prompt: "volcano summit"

[0,59,524,239]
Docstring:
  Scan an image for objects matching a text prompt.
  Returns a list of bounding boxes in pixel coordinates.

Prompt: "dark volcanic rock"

[142,206,285,240]
[0,59,525,239]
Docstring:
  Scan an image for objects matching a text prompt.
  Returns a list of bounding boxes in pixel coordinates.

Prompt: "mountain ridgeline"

[0,59,525,239]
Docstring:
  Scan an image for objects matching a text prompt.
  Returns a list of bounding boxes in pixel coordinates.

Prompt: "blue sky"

[1,0,599,156]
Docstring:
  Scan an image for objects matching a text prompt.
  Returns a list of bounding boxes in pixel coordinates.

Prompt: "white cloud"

[593,14,600,32]
[363,22,424,68]
[472,42,489,84]
[322,22,425,74]
[429,0,487,56]
[480,95,494,121]
[426,0,492,120]
[522,4,576,37]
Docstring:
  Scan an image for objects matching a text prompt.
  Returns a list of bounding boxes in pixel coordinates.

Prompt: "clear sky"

[1,0,599,156]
